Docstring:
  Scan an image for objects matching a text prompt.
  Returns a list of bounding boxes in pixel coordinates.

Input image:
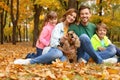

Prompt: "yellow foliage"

[0,1,10,12]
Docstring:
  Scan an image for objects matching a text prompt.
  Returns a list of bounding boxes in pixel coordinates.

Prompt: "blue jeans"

[30,47,67,64]
[25,47,43,58]
[97,44,116,59]
[115,46,120,56]
[77,34,117,64]
[77,34,103,64]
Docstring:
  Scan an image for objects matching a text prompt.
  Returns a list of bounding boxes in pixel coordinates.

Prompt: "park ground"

[0,42,120,80]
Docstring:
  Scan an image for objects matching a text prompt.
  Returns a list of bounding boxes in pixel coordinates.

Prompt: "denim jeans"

[115,46,120,56]
[97,44,116,59]
[25,47,43,58]
[77,34,117,64]
[30,47,67,64]
[77,34,103,64]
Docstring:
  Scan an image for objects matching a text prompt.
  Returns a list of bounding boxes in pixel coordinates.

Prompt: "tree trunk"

[0,0,9,44]
[0,13,4,44]
[32,5,42,47]
[98,0,103,16]
[68,0,77,9]
[10,0,19,45]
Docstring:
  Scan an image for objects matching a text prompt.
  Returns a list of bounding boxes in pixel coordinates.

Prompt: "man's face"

[79,8,91,24]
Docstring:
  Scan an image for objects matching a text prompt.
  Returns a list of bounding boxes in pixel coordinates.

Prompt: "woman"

[14,8,78,65]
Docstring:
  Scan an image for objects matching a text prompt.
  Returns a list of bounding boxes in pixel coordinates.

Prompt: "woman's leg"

[78,34,103,64]
[30,48,64,64]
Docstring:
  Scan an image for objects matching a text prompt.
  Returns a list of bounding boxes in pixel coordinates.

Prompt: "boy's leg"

[115,46,120,56]
[97,44,116,59]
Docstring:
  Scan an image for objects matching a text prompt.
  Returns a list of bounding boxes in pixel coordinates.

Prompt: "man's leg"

[78,34,103,64]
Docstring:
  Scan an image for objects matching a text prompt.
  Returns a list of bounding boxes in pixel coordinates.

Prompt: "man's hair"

[79,5,91,12]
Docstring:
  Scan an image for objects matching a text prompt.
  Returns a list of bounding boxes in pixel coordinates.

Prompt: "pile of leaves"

[0,42,120,80]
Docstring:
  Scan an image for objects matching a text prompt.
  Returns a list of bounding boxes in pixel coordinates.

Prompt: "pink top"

[36,23,54,49]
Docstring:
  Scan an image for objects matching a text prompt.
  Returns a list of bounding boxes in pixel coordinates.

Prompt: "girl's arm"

[39,27,50,46]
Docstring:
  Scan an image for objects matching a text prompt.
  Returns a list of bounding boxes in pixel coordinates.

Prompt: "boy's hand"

[98,47,106,51]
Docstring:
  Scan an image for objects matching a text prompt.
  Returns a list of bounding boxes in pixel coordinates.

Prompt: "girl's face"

[96,27,107,40]
[49,18,57,26]
[66,12,77,24]
[79,8,91,24]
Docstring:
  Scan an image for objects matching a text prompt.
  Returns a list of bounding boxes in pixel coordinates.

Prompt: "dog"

[59,31,80,63]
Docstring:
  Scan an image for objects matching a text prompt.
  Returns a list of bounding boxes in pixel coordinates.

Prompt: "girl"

[14,8,78,65]
[25,11,58,59]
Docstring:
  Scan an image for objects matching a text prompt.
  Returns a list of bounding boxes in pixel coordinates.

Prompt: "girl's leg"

[78,34,103,64]
[36,47,43,56]
[30,48,64,64]
[25,48,43,59]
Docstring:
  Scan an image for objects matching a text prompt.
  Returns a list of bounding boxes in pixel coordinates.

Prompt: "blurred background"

[0,0,120,47]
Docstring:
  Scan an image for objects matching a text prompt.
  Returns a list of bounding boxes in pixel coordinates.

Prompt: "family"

[14,5,120,65]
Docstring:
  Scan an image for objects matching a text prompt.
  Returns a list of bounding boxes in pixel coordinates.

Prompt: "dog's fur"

[59,31,80,63]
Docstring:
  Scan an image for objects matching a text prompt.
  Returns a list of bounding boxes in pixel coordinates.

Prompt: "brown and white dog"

[59,31,80,63]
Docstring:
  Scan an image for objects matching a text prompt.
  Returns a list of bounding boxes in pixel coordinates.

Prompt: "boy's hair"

[96,22,108,31]
[79,5,91,13]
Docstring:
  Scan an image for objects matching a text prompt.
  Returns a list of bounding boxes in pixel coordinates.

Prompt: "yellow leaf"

[106,67,119,74]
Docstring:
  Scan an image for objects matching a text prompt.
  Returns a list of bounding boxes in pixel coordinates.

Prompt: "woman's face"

[66,12,77,24]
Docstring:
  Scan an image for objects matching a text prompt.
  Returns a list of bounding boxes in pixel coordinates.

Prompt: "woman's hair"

[96,22,108,31]
[42,11,57,27]
[59,8,78,23]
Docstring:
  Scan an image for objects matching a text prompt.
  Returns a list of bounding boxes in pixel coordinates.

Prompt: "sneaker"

[103,57,117,64]
[78,58,87,63]
[14,59,31,65]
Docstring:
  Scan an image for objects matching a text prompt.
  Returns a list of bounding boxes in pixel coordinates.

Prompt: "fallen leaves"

[0,42,120,80]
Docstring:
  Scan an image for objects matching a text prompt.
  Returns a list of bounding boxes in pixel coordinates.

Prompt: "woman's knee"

[51,48,63,58]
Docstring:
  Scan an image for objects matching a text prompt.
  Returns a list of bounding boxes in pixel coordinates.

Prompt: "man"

[69,5,117,64]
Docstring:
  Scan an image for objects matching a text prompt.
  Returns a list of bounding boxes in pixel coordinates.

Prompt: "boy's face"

[96,27,107,40]
[79,8,91,24]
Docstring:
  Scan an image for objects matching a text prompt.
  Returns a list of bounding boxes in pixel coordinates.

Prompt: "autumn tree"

[10,0,19,45]
[0,0,9,44]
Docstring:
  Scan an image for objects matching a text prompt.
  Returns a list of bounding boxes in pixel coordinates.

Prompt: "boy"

[91,22,120,63]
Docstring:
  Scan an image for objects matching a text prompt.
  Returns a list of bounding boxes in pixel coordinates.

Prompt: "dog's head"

[67,31,74,39]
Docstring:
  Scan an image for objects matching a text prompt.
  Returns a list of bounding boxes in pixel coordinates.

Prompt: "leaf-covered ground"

[0,42,120,80]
